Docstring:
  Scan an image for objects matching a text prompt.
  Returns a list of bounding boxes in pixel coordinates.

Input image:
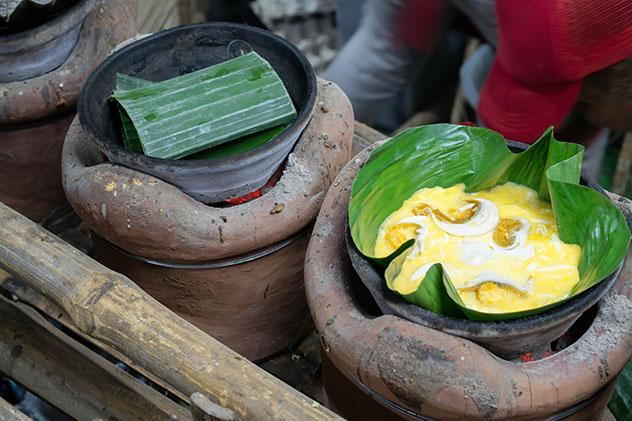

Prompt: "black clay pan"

[78,22,316,203]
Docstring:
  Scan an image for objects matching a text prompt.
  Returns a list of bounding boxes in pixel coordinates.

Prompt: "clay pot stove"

[0,0,137,221]
[63,74,354,361]
[304,142,632,420]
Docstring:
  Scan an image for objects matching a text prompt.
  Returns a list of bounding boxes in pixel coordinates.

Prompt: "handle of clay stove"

[306,144,632,419]
[62,79,354,263]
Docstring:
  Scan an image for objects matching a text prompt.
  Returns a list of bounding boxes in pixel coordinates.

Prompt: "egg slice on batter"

[374,182,581,313]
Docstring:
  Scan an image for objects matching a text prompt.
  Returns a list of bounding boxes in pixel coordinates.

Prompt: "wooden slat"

[351,122,387,156]
[178,0,210,24]
[0,202,339,420]
[0,295,191,421]
[138,0,179,33]
[0,396,31,421]
[612,132,632,195]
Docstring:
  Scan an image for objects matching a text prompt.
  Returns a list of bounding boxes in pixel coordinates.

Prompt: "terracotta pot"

[92,231,311,362]
[304,143,632,420]
[320,350,618,421]
[0,0,137,221]
[63,79,354,360]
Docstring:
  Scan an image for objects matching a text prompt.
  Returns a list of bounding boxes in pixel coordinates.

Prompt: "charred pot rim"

[0,0,92,52]
[346,139,621,342]
[0,0,138,125]
[78,22,317,173]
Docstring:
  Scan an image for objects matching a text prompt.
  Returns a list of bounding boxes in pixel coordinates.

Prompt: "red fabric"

[479,0,632,143]
[396,0,446,51]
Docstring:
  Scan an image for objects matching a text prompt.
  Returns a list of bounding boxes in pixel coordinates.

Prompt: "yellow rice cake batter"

[375,182,581,313]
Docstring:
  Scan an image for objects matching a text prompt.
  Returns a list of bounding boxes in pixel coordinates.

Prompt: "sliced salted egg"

[397,216,429,226]
[459,272,532,294]
[493,218,529,249]
[430,199,499,237]
[495,244,535,259]
[409,226,428,258]
[396,216,429,258]
[383,215,428,250]
[491,218,535,259]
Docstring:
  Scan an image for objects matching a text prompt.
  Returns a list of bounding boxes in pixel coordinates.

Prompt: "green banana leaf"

[187,124,287,160]
[349,124,630,321]
[385,253,463,317]
[110,52,297,159]
[114,74,148,153]
[113,73,288,160]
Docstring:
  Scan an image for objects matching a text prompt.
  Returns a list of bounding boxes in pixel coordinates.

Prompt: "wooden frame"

[0,202,339,420]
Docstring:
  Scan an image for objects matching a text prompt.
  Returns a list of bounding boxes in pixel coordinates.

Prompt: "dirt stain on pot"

[270,203,284,214]
[370,327,500,418]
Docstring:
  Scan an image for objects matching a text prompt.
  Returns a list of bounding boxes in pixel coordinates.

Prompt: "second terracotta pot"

[93,231,311,361]
[304,141,632,420]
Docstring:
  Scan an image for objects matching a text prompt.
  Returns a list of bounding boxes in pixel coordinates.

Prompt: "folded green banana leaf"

[110,52,296,159]
[113,72,289,160]
[349,124,630,321]
[114,74,149,153]
[187,124,287,160]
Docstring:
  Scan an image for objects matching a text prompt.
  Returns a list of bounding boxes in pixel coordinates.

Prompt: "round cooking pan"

[345,140,622,359]
[78,22,317,203]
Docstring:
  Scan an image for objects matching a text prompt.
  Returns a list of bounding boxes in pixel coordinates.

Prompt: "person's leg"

[334,0,367,47]
[581,129,609,180]
[324,0,428,125]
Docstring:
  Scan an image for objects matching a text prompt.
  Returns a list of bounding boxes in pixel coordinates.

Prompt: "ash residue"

[275,153,316,198]
[578,294,632,356]
[316,221,334,238]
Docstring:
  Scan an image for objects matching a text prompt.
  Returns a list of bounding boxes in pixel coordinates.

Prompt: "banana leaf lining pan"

[345,140,623,360]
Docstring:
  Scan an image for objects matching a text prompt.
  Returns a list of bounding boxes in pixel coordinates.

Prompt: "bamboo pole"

[190,393,235,421]
[0,202,339,420]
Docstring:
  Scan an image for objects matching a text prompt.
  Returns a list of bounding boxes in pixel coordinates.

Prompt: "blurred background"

[140,0,632,199]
